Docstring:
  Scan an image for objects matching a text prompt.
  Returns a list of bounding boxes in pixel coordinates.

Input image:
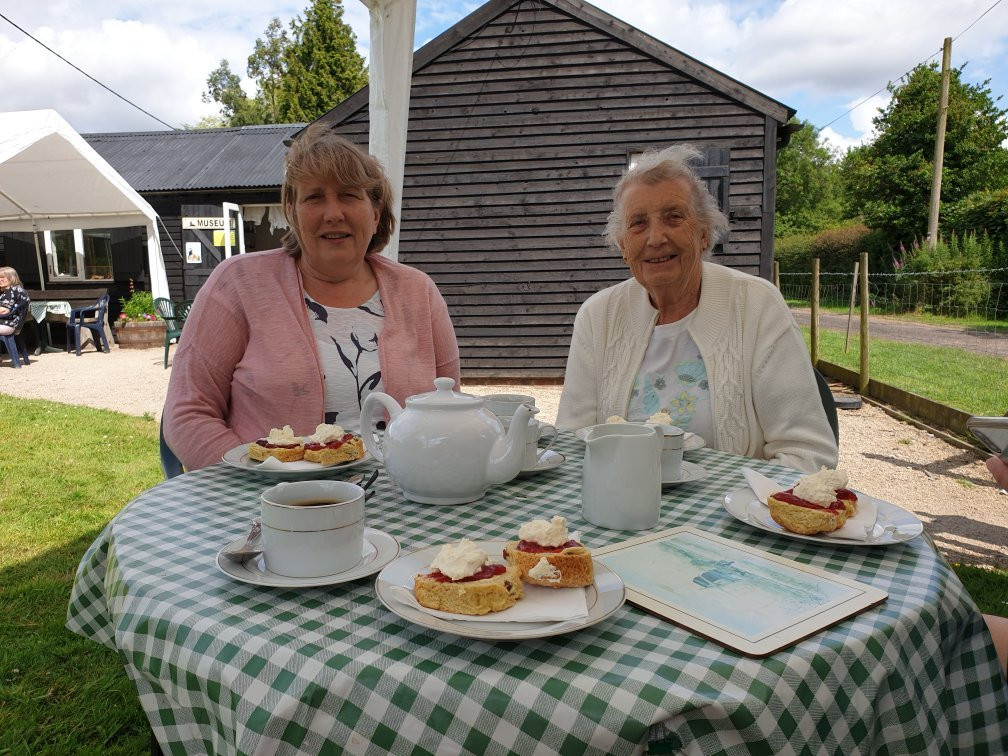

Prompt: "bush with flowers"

[118,279,158,323]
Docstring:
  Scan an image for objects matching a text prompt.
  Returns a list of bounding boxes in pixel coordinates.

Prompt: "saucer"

[661,460,707,487]
[516,450,565,478]
[216,527,400,587]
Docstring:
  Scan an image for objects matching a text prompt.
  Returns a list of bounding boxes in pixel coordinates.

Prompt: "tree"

[202,0,367,127]
[279,0,368,122]
[775,119,846,236]
[841,62,1008,250]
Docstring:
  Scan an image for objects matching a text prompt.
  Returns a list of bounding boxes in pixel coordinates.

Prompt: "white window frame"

[43,229,115,282]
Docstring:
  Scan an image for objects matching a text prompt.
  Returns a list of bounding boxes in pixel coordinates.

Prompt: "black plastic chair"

[154,297,191,369]
[159,418,183,479]
[66,293,110,356]
[0,321,31,368]
[813,368,840,445]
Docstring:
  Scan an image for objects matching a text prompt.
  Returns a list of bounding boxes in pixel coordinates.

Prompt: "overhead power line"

[0,11,181,131]
[819,0,1005,133]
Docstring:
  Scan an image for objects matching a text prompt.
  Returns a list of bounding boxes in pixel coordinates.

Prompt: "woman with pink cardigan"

[163,125,460,470]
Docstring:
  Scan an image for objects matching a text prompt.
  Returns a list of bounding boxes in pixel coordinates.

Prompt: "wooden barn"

[315,0,796,379]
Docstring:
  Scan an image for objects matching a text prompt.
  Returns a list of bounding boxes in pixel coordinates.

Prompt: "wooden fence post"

[811,258,820,367]
[773,260,780,290]
[845,260,859,353]
[859,252,869,394]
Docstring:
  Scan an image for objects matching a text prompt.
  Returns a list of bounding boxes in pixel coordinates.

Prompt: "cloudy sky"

[2,0,1006,154]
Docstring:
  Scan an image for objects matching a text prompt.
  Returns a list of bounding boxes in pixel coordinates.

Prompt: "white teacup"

[260,480,365,578]
[483,393,536,418]
[651,424,684,482]
[500,413,558,469]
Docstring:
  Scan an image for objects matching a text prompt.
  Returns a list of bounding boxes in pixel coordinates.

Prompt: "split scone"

[767,468,858,535]
[503,515,594,588]
[248,425,305,462]
[414,539,523,615]
[302,423,365,466]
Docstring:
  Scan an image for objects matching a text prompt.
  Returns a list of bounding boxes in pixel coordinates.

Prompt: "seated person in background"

[164,124,460,470]
[986,455,1008,490]
[557,144,837,473]
[0,266,30,336]
[981,456,1008,679]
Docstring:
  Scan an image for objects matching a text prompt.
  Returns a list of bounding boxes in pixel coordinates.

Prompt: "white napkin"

[741,467,878,541]
[387,583,589,624]
[256,456,325,471]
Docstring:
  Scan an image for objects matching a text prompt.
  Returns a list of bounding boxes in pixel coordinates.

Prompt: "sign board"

[213,231,237,247]
[185,242,202,264]
[182,217,234,230]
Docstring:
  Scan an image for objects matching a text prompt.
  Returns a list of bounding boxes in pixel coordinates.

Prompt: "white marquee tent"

[0,108,169,298]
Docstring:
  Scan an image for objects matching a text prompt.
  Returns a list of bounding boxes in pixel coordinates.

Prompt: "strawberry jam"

[773,487,856,513]
[425,564,506,583]
[255,440,301,449]
[515,539,581,553]
[304,433,355,452]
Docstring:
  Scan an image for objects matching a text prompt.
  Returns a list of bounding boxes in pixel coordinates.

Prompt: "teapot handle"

[360,392,402,465]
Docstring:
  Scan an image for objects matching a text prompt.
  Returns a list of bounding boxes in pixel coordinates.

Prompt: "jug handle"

[360,392,402,465]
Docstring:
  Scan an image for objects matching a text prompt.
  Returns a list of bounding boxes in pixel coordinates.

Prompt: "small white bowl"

[260,480,365,578]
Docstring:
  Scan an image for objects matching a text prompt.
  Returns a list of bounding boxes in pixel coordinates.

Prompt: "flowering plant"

[118,279,159,323]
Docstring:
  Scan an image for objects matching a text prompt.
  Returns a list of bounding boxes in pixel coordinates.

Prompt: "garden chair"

[0,321,31,368]
[66,293,110,356]
[154,297,191,369]
[159,418,183,480]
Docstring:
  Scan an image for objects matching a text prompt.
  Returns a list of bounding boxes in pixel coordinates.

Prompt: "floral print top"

[304,290,385,431]
[0,285,30,329]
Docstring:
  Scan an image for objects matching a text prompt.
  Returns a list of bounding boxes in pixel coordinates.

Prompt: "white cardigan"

[557,262,838,473]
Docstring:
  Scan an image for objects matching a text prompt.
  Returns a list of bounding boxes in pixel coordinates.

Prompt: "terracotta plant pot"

[115,320,166,349]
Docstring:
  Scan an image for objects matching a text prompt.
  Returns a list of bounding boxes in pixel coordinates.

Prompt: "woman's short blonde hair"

[604,143,729,256]
[0,266,22,286]
[281,123,396,257]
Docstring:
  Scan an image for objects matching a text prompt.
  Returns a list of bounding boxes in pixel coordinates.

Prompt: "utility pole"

[927,37,952,247]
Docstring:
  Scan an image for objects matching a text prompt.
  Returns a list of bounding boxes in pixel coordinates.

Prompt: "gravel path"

[4,345,1005,569]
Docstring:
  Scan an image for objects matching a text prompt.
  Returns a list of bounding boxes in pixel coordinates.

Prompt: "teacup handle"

[536,423,558,459]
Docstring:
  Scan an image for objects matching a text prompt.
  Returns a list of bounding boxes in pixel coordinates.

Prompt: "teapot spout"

[486,403,534,485]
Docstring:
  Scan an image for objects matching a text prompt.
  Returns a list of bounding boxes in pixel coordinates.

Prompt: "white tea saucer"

[216,527,400,588]
[516,450,565,478]
[661,460,707,487]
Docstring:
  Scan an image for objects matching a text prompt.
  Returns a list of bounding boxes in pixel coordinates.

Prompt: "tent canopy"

[0,109,168,298]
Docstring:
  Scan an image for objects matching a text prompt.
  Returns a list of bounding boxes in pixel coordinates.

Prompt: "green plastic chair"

[154,298,191,369]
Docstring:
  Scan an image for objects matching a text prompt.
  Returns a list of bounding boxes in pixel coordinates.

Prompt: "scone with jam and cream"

[302,423,365,466]
[248,425,305,462]
[413,539,523,615]
[767,468,858,535]
[647,410,674,425]
[503,516,594,588]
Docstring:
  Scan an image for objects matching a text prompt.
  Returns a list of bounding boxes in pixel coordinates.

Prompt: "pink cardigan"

[163,249,461,470]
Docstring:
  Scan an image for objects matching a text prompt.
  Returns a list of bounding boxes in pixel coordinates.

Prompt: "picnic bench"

[25,287,108,310]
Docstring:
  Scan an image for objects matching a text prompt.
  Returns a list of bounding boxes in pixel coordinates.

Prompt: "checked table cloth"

[67,436,1008,754]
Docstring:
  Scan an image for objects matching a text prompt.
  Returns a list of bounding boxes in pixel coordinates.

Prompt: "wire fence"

[778,267,1008,358]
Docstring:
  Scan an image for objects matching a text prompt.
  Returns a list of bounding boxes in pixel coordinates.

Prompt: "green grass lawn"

[1,394,1005,752]
[803,327,1007,416]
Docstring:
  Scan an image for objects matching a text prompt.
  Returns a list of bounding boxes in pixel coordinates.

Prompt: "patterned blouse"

[304,290,385,431]
[0,285,30,329]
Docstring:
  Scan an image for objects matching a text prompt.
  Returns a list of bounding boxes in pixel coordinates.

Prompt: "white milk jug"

[582,423,663,530]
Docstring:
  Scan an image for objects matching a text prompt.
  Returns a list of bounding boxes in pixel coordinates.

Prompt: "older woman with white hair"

[557,144,837,473]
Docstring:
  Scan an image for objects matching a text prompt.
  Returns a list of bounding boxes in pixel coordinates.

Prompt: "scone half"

[503,541,594,588]
[413,563,523,615]
[303,436,365,465]
[248,441,305,463]
[767,493,847,535]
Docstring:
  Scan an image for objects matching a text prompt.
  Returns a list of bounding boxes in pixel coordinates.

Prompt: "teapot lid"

[405,377,483,409]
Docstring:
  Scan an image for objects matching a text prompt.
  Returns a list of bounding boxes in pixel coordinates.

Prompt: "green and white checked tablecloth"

[67,436,1008,754]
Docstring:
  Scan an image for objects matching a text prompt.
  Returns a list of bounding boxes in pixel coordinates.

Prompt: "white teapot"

[360,377,534,505]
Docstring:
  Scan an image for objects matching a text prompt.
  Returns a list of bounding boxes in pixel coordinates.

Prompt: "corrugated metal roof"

[82,124,304,192]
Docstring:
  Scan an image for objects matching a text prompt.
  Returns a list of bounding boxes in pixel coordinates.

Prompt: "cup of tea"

[499,410,557,470]
[260,480,365,577]
[483,393,536,418]
[651,424,684,482]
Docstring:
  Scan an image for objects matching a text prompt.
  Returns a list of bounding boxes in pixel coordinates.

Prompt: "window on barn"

[44,229,114,281]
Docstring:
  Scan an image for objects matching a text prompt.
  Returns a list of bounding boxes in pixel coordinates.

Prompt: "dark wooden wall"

[323,0,784,379]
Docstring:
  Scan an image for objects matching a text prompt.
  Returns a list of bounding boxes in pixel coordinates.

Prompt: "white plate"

[375,540,626,640]
[516,450,565,478]
[723,487,924,547]
[222,443,372,479]
[662,460,707,487]
[574,425,705,451]
[216,527,400,587]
